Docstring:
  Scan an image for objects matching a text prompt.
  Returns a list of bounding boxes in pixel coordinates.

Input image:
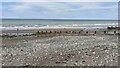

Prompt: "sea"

[1,19,118,30]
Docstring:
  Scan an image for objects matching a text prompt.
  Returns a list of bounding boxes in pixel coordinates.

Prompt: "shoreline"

[2,27,120,36]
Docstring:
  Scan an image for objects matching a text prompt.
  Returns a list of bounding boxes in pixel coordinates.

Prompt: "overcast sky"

[1,1,118,20]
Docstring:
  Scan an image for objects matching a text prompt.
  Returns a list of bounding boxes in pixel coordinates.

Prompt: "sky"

[1,1,118,20]
[1,0,120,2]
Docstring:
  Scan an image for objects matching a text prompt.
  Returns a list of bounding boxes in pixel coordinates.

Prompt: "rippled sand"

[2,35,118,66]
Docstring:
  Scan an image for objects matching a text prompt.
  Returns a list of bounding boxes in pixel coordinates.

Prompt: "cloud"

[11,3,31,12]
[8,2,73,13]
[77,3,118,10]
[2,2,118,19]
[8,2,118,14]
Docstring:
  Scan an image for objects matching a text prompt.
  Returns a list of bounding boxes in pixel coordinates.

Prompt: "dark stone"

[67,55,70,58]
[23,64,29,68]
[89,55,91,56]
[85,52,88,53]
[74,63,77,66]
[64,58,68,61]
[56,62,61,64]
[82,60,85,63]
[76,61,78,62]
[9,60,12,62]
[21,49,23,51]
[104,47,108,50]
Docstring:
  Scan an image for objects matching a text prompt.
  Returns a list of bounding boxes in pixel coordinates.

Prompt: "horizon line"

[1,18,118,20]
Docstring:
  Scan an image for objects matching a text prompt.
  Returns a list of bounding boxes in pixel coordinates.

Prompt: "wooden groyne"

[107,27,120,30]
[1,27,120,38]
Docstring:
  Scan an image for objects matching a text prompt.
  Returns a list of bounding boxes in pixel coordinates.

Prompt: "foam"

[1,23,118,30]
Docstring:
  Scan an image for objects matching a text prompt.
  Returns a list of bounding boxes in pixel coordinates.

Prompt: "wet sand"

[2,28,108,34]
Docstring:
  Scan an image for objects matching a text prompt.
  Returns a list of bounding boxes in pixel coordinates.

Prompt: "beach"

[1,28,119,66]
[1,1,119,67]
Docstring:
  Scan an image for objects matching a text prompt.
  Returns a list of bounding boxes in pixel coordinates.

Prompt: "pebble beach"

[2,35,118,66]
[2,2,119,67]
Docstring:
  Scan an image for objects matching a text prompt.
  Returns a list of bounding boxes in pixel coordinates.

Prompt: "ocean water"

[1,19,118,30]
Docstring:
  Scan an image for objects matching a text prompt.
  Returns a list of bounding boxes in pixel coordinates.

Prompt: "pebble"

[2,35,118,66]
[92,52,96,54]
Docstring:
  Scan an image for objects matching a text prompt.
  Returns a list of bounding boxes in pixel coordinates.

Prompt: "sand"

[2,35,118,66]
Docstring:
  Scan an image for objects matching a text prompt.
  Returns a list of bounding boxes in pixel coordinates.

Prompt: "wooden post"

[72,31,74,33]
[50,31,52,33]
[55,31,56,33]
[41,31,43,33]
[60,31,62,33]
[94,31,96,34]
[104,31,106,34]
[86,31,88,34]
[114,31,116,34]
[36,31,40,37]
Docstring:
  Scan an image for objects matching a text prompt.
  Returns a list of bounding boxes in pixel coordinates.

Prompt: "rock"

[82,60,86,63]
[64,58,68,61]
[56,62,61,64]
[21,49,23,51]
